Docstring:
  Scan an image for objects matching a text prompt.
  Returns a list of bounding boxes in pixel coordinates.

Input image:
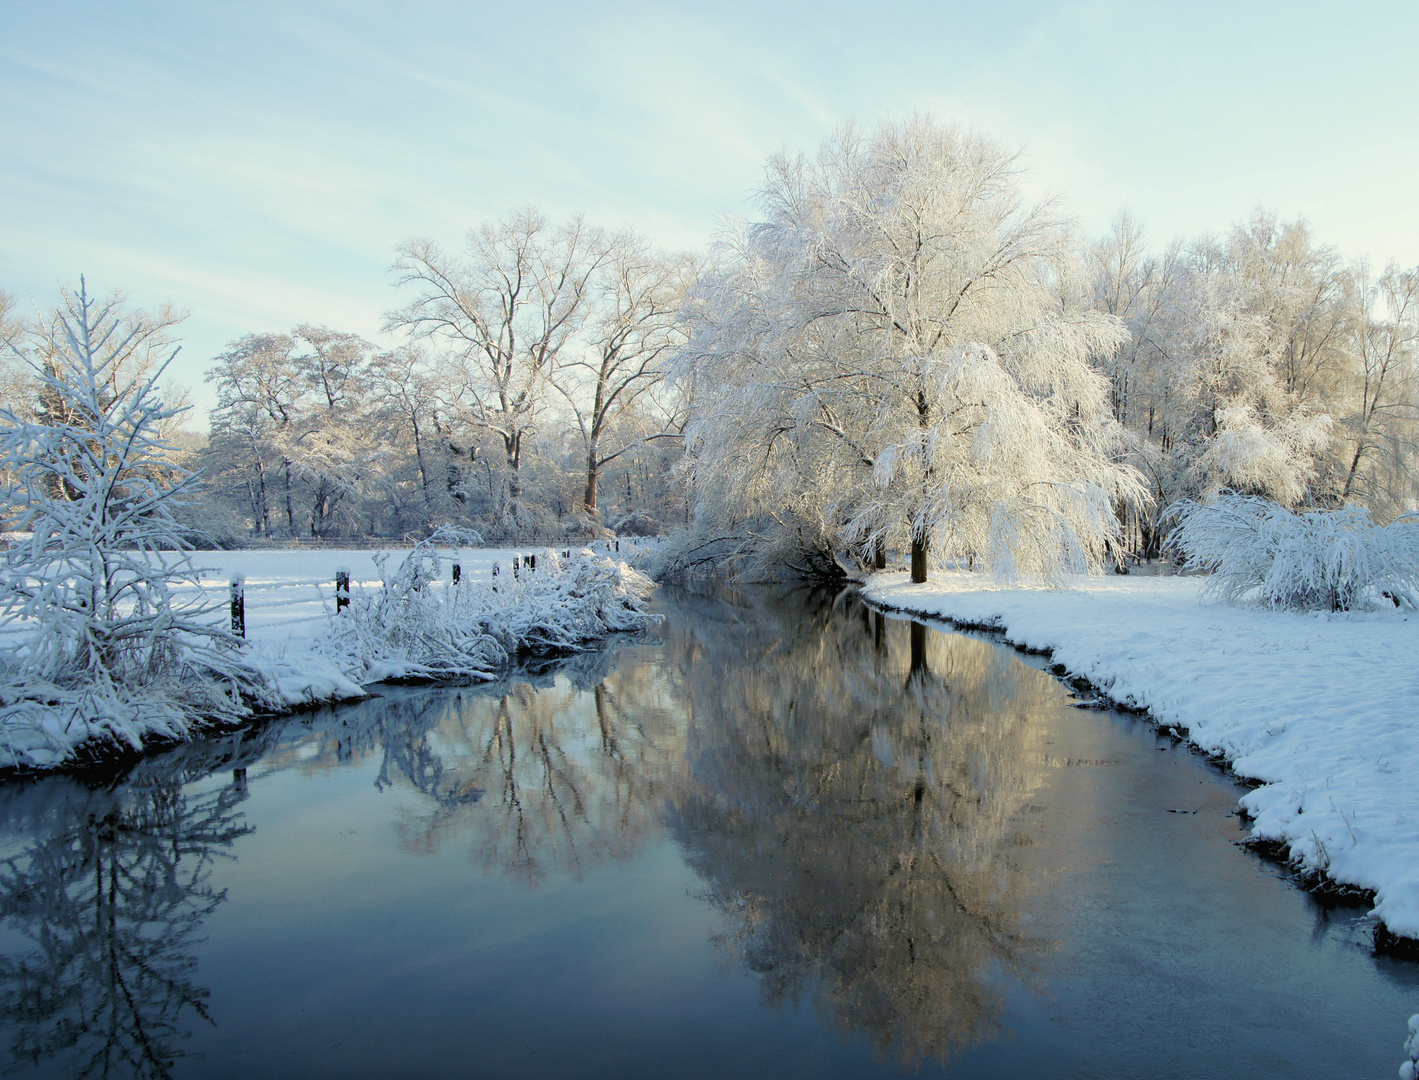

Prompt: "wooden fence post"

[229,575,246,639]
[452,563,461,584]
[335,569,350,612]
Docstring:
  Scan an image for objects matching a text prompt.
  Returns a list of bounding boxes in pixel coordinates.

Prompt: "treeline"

[2,121,1416,562]
[202,213,694,545]
[1090,212,1418,557]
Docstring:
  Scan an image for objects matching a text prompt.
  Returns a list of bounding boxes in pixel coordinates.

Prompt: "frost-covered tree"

[1086,213,1385,559]
[1337,265,1419,516]
[387,209,607,530]
[556,234,691,517]
[1167,493,1419,611]
[205,326,380,538]
[1185,215,1344,504]
[669,119,1144,583]
[0,283,266,766]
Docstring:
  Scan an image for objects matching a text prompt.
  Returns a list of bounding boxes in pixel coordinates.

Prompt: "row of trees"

[203,213,692,543]
[1090,212,1419,556]
[4,118,1416,574]
[660,119,1419,581]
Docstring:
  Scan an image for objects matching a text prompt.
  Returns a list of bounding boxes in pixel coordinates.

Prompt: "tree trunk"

[283,458,296,536]
[873,538,887,570]
[910,533,928,584]
[584,445,600,514]
[255,459,268,534]
[412,419,432,521]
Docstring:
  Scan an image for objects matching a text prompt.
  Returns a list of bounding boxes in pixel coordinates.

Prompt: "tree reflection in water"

[667,588,1056,1066]
[0,588,1065,1076]
[0,734,269,1079]
[283,643,686,887]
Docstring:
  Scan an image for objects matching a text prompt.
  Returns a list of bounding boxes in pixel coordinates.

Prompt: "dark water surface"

[0,587,1413,1079]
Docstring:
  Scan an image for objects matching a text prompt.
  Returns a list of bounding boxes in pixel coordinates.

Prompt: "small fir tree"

[0,282,267,766]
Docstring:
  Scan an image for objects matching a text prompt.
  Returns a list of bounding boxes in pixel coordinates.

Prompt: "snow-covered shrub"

[314,528,658,683]
[0,284,270,767]
[1402,1015,1419,1080]
[1166,494,1419,611]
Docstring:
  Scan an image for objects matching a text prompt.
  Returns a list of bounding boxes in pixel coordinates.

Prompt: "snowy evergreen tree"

[0,283,267,766]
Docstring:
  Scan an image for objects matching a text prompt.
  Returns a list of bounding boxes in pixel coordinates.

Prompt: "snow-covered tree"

[387,209,607,530]
[0,283,266,766]
[668,118,1145,583]
[1086,213,1382,559]
[205,326,380,538]
[1167,493,1419,611]
[1337,265,1419,517]
[555,234,691,517]
[1184,215,1345,504]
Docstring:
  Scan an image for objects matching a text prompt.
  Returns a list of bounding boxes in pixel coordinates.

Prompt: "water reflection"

[667,590,1055,1064]
[0,588,1072,1075]
[0,734,270,1079]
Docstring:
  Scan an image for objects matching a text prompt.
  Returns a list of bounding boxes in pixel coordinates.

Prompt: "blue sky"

[3,0,1416,423]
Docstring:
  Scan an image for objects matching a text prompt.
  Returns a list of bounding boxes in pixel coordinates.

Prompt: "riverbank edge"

[859,579,1419,960]
[0,625,657,785]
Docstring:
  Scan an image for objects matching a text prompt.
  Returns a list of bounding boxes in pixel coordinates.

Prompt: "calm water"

[0,587,1413,1079]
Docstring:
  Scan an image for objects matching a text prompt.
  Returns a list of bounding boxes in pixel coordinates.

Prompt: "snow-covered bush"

[314,528,658,683]
[1167,493,1419,611]
[0,283,269,767]
[1402,1015,1419,1080]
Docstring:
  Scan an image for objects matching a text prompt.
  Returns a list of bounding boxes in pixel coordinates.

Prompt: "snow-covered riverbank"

[863,571,1419,946]
[0,544,655,771]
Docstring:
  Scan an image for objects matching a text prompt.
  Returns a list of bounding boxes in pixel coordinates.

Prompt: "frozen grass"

[863,570,1419,944]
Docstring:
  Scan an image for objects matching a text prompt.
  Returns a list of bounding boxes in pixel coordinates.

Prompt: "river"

[0,586,1411,1078]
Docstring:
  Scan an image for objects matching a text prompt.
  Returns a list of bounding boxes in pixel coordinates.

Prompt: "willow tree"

[669,118,1144,583]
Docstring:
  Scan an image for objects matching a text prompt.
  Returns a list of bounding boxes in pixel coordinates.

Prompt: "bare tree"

[556,236,691,517]
[387,209,606,530]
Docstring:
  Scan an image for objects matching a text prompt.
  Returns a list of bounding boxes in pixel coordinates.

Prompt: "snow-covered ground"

[0,541,657,770]
[863,570,1419,944]
[171,542,644,645]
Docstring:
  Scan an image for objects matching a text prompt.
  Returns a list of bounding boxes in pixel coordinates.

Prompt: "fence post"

[229,575,246,639]
[614,539,620,552]
[452,563,461,585]
[335,569,350,613]
[512,557,520,581]
[527,554,537,572]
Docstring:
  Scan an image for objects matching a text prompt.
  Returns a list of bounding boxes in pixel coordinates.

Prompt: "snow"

[862,570,1419,942]
[0,541,655,770]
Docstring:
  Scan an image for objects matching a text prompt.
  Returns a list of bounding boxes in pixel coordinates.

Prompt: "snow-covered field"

[863,571,1419,944]
[171,542,643,645]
